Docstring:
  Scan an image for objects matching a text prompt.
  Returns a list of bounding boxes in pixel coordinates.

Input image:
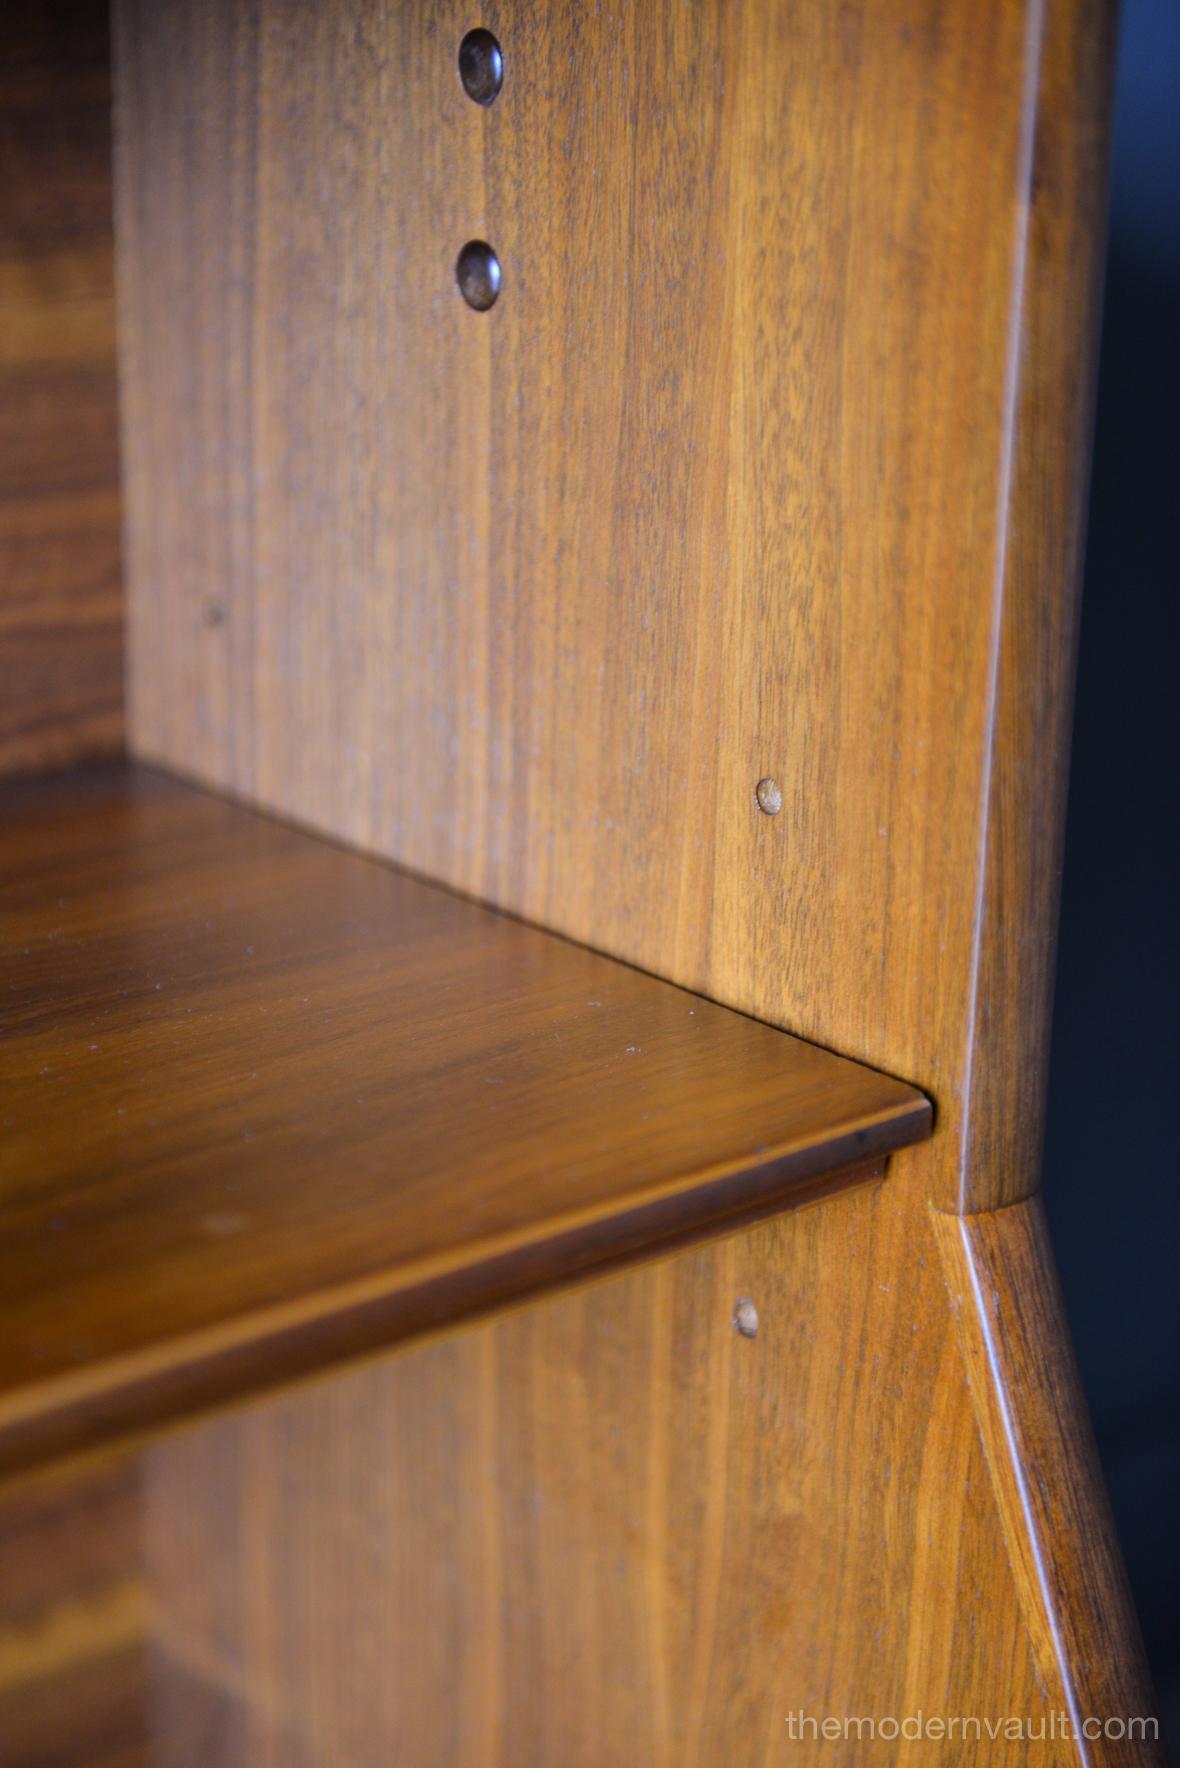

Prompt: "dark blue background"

[1043,0,1180,1748]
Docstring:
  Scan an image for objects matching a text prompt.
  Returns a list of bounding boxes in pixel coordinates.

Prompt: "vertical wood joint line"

[957,0,1050,1214]
[937,1204,1095,1763]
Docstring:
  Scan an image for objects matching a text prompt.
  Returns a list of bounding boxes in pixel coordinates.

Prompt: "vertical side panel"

[934,1195,1162,1763]
[960,0,1117,1209]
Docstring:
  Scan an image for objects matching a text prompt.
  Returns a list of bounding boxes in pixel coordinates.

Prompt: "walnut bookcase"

[0,1,1161,1763]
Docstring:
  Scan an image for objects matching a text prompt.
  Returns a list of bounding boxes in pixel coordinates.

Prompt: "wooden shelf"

[1,764,930,1477]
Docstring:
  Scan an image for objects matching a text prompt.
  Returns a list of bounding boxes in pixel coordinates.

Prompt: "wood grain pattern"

[0,0,123,777]
[933,1196,1164,1765]
[113,0,1114,1215]
[0,761,927,1479]
[142,1183,1164,1767]
[0,1,1137,1758]
[957,0,1117,1209]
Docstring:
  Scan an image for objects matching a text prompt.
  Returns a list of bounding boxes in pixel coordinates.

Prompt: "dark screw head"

[456,240,501,311]
[458,29,503,105]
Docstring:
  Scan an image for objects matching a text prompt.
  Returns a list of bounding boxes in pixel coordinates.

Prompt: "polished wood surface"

[0,761,927,1479]
[0,1190,1161,1767]
[114,0,1113,1216]
[1,1,1149,1759]
[0,0,123,778]
[934,1196,1160,1760]
[142,1186,1162,1766]
[960,0,1116,1209]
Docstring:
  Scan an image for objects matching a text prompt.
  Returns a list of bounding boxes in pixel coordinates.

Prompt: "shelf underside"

[1,763,930,1476]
